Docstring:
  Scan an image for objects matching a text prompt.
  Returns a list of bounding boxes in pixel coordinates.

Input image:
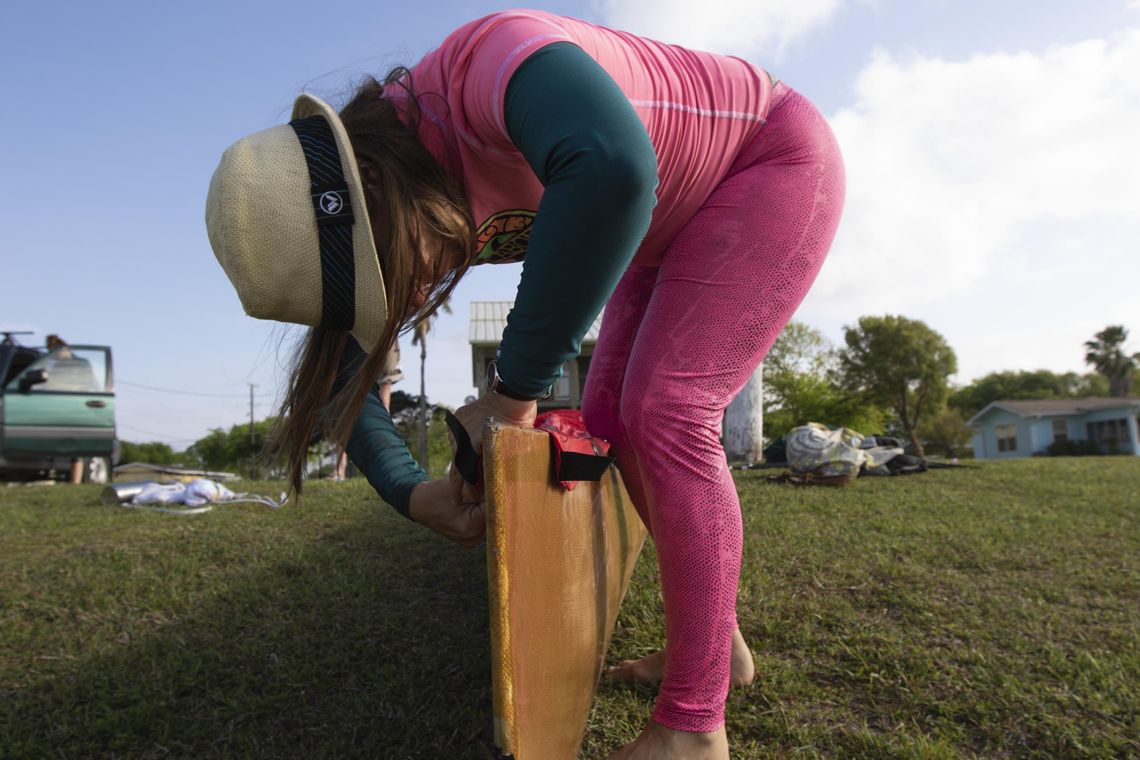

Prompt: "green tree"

[1084,325,1139,397]
[948,369,1105,419]
[388,390,423,417]
[1085,372,1112,397]
[763,322,887,441]
[118,440,182,466]
[838,315,957,457]
[185,429,228,470]
[409,300,451,471]
[396,405,454,479]
[917,409,973,458]
[186,418,277,477]
[764,372,887,441]
[765,321,838,378]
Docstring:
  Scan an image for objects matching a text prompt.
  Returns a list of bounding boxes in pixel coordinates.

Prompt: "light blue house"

[967,397,1140,459]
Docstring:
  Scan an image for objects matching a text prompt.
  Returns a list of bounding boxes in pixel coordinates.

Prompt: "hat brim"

[292,93,388,353]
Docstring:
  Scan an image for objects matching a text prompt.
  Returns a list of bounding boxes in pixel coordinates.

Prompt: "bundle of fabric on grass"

[762,423,943,486]
[103,478,287,514]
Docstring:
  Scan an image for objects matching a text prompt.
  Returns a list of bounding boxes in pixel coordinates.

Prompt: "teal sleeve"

[495,42,658,398]
[336,338,427,519]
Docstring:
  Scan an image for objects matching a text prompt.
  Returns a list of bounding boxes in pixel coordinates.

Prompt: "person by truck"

[0,332,116,482]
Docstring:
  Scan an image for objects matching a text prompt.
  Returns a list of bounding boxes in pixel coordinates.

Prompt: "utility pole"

[249,383,257,480]
[724,365,764,464]
[419,336,429,470]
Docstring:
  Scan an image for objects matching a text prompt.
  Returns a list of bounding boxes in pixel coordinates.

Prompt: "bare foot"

[607,627,756,687]
[604,721,729,760]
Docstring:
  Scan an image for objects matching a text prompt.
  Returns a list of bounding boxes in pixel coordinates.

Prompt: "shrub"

[1046,438,1104,456]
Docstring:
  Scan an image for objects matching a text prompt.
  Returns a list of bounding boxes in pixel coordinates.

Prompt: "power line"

[117,380,272,399]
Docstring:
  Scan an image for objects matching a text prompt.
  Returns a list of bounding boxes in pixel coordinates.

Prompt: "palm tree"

[1084,325,1139,398]
[410,300,451,469]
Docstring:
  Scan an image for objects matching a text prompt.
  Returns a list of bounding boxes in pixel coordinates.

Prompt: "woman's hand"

[449,392,537,504]
[408,478,486,547]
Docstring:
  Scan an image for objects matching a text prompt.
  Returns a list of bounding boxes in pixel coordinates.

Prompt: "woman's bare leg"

[604,722,729,760]
[607,626,755,687]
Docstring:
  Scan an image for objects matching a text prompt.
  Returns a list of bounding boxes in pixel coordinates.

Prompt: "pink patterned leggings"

[581,84,845,732]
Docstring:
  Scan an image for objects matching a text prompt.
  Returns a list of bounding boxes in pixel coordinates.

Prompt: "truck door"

[2,345,115,458]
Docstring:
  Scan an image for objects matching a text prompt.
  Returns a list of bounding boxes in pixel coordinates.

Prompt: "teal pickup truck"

[0,334,116,482]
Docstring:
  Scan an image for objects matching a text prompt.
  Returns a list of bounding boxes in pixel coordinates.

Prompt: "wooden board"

[484,423,648,760]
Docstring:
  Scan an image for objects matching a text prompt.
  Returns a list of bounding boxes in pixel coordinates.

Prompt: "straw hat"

[205,93,387,352]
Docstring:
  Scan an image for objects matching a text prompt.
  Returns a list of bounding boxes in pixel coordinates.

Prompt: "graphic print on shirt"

[475,210,536,264]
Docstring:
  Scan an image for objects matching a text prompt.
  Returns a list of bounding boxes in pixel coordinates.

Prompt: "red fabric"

[535,409,611,490]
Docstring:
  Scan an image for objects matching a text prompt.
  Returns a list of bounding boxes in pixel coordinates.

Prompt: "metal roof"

[967,397,1140,426]
[1000,398,1139,415]
[469,301,604,345]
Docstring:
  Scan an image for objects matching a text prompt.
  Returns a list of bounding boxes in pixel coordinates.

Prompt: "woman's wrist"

[407,479,432,524]
[485,392,538,426]
[409,478,486,546]
[485,357,551,402]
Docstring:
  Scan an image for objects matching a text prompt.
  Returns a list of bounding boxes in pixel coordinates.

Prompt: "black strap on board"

[444,410,613,486]
[444,410,481,486]
[556,450,614,482]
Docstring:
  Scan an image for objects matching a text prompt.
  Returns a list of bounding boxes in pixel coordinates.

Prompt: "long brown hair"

[271,68,475,496]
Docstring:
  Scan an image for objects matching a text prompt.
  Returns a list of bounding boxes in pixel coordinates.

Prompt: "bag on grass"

[779,423,904,486]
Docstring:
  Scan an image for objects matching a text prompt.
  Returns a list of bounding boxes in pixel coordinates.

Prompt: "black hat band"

[290,115,356,332]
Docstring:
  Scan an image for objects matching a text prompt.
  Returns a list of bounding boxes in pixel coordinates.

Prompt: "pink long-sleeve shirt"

[393,9,774,266]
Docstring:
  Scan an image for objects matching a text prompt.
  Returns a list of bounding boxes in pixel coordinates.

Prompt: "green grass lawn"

[1,458,1137,759]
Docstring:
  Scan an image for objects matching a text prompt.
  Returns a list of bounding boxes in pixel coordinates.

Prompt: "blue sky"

[2,1,1138,447]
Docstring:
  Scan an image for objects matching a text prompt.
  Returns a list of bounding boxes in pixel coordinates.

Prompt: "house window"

[552,376,572,401]
[1087,418,1128,446]
[996,424,1018,452]
[1051,418,1068,443]
[577,355,592,401]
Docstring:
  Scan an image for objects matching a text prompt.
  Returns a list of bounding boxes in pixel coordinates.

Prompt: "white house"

[469,301,602,410]
[967,397,1140,459]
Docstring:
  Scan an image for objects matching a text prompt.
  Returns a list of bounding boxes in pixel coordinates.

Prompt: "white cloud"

[596,0,845,56]
[800,28,1140,380]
